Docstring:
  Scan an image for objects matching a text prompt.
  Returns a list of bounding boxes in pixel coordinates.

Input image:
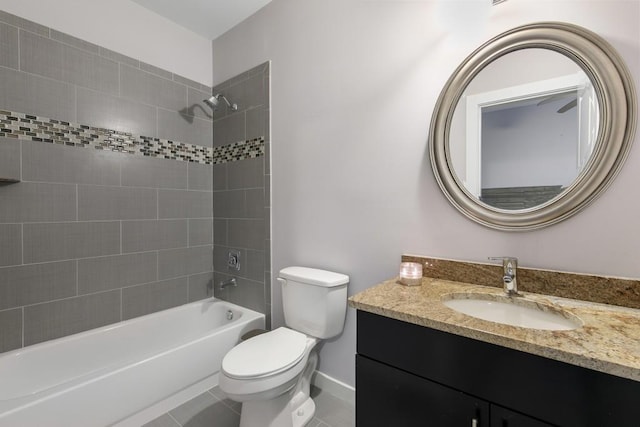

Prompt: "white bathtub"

[0,299,265,426]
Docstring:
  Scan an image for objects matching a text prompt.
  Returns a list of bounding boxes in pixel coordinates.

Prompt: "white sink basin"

[442,294,581,331]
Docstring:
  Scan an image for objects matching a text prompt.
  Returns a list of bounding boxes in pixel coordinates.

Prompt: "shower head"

[204,94,238,111]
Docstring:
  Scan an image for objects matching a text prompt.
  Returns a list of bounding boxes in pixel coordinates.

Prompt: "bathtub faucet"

[219,277,237,291]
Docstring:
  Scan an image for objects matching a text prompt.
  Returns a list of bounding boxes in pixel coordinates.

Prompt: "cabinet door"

[491,405,555,427]
[357,355,489,426]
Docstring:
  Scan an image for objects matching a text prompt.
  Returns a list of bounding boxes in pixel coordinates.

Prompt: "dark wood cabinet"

[357,355,489,426]
[356,310,640,427]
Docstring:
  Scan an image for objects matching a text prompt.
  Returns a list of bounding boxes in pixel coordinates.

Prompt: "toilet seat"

[222,327,308,380]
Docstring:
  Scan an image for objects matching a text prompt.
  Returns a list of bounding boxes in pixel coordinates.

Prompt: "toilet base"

[239,391,316,427]
[238,351,318,427]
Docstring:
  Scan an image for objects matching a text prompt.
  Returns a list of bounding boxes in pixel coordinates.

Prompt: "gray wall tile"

[188,162,213,191]
[50,29,99,54]
[61,42,119,94]
[0,137,21,180]
[158,108,212,148]
[188,87,214,121]
[0,12,222,350]
[19,30,63,81]
[23,290,120,346]
[227,157,264,189]
[213,113,244,147]
[121,155,188,189]
[0,224,21,267]
[0,10,49,36]
[228,219,264,250]
[0,308,22,353]
[22,140,121,186]
[23,221,120,263]
[189,219,213,246]
[245,188,265,219]
[78,252,157,294]
[78,185,157,220]
[0,261,76,310]
[173,74,209,92]
[214,273,266,314]
[0,182,76,223]
[246,107,266,141]
[188,272,213,302]
[122,277,188,320]
[140,61,173,80]
[245,249,266,282]
[122,219,188,253]
[120,65,187,112]
[213,163,227,191]
[213,219,228,245]
[77,88,157,137]
[158,245,212,280]
[213,190,245,218]
[158,189,212,219]
[0,66,76,121]
[0,22,18,69]
[99,47,139,67]
[223,73,266,113]
[20,31,119,94]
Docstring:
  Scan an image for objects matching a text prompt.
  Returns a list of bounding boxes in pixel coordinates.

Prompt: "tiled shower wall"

[212,63,271,327]
[0,11,214,353]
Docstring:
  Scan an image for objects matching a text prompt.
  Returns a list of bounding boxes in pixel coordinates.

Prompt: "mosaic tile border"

[0,110,263,165]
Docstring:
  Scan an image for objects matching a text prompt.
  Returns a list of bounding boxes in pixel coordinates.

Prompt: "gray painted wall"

[212,0,640,387]
[0,11,214,353]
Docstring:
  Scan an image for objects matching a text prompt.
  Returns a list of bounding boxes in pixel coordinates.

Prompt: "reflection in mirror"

[449,48,599,210]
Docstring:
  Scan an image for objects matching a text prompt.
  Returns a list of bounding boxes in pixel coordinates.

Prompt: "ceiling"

[131,0,272,40]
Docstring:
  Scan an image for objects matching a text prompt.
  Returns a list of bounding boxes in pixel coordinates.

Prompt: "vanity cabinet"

[356,311,640,427]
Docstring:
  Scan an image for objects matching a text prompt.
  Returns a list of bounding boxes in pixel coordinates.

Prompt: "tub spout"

[219,277,237,291]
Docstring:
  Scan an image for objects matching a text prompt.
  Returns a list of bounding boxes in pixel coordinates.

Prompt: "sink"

[442,293,582,331]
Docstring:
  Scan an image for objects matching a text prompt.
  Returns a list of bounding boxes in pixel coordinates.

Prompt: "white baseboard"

[311,370,355,406]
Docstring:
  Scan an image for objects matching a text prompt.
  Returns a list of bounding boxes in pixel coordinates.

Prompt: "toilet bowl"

[220,328,319,427]
[219,267,349,427]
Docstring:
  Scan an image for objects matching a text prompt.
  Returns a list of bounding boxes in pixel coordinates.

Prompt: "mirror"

[429,22,636,230]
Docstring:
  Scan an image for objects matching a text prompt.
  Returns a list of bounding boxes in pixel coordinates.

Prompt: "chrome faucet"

[488,257,519,296]
[219,277,237,291]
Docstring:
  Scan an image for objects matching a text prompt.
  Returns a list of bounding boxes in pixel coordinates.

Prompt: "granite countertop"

[349,277,640,382]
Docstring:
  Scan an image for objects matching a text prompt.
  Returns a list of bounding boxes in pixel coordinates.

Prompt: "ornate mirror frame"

[429,22,637,231]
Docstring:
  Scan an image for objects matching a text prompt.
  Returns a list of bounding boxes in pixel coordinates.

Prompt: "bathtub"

[0,299,265,426]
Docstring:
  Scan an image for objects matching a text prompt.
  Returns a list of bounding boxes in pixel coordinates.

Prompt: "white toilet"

[219,266,349,427]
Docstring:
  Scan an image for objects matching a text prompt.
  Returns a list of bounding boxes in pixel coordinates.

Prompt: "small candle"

[398,262,423,286]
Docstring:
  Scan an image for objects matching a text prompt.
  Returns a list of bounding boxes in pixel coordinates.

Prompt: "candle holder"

[398,262,422,286]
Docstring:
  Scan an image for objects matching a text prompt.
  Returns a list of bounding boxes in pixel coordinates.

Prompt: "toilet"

[219,266,349,427]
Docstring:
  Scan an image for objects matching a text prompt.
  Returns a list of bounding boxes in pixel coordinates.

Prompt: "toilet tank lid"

[279,267,349,287]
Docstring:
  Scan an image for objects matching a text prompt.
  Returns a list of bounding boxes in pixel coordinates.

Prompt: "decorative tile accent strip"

[0,110,263,165]
[212,138,264,164]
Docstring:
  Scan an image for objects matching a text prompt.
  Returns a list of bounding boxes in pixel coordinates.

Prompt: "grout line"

[21,307,24,348]
[166,411,182,427]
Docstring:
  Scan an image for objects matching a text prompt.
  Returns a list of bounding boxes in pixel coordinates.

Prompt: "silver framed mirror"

[429,22,636,231]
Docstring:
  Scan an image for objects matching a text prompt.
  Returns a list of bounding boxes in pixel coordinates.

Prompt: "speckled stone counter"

[349,277,640,382]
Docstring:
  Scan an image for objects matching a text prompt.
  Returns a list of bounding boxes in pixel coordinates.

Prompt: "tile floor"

[143,386,354,427]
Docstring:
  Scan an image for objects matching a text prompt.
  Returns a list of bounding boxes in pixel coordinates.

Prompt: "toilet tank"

[279,267,349,339]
